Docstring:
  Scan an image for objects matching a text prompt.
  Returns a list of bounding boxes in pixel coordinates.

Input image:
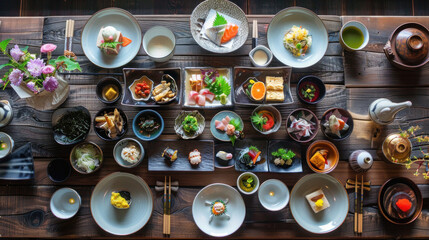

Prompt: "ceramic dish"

[249,45,273,67]
[96,77,123,104]
[122,68,181,107]
[192,183,245,237]
[147,140,214,172]
[113,138,144,168]
[0,132,14,159]
[235,140,268,172]
[174,110,205,139]
[50,187,81,219]
[321,108,354,141]
[128,76,154,101]
[210,110,243,142]
[0,143,34,180]
[93,107,128,141]
[258,179,289,211]
[70,141,103,174]
[290,173,348,234]
[250,105,282,135]
[267,140,303,173]
[237,172,259,195]
[234,66,293,106]
[214,142,235,169]
[143,26,176,62]
[286,108,319,143]
[296,75,326,104]
[81,8,142,69]
[267,7,328,68]
[90,172,153,235]
[306,140,339,174]
[47,158,71,183]
[378,177,423,225]
[132,109,164,141]
[52,106,91,145]
[183,67,233,108]
[190,0,249,54]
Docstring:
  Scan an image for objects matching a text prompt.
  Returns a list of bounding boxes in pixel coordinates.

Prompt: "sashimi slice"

[196,95,206,106]
[215,120,226,131]
[188,97,196,105]
[221,116,230,126]
[189,91,199,100]
[199,89,211,95]
[205,92,215,102]
[221,24,239,44]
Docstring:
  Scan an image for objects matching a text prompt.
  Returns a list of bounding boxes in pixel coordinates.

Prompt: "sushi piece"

[305,189,330,213]
[162,147,178,162]
[205,198,230,223]
[188,149,202,165]
[216,151,233,161]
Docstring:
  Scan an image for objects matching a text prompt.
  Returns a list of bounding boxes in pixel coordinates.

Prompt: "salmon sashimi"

[221,24,239,44]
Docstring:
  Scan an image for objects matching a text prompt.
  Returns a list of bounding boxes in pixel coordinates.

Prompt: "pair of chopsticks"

[252,20,258,48]
[65,19,75,80]
[353,175,367,234]
[163,176,171,236]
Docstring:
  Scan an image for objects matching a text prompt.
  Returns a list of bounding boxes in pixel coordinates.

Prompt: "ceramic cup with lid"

[349,150,373,172]
[143,26,176,62]
[382,133,412,164]
[339,21,369,51]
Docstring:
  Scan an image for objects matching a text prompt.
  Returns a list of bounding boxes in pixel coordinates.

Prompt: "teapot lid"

[384,23,429,68]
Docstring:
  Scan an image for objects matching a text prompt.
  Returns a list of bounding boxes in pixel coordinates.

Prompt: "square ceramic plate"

[267,140,303,173]
[122,68,182,107]
[234,140,268,172]
[182,67,234,108]
[148,140,214,171]
[234,66,293,106]
[214,142,235,169]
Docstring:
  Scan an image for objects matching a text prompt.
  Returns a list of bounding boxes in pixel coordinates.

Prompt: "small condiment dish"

[237,172,259,195]
[113,138,144,168]
[50,187,81,219]
[296,75,326,104]
[70,141,103,174]
[132,109,164,141]
[0,132,14,159]
[249,45,273,67]
[306,140,339,173]
[251,105,282,135]
[96,77,123,104]
[47,158,71,183]
[143,26,176,62]
[128,76,154,102]
[258,179,289,211]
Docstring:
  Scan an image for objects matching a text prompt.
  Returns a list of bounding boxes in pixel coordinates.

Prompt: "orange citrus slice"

[251,82,266,101]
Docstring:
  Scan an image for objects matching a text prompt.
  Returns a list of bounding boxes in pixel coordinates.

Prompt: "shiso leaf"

[213,12,227,27]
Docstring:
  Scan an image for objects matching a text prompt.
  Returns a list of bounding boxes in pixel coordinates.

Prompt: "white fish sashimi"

[215,120,226,131]
[196,95,206,106]
[216,151,233,160]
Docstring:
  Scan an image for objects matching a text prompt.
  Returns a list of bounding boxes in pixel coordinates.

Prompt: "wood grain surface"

[0,14,428,239]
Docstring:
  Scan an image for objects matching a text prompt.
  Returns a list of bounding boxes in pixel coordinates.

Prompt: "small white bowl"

[249,45,273,67]
[258,179,289,211]
[0,132,14,159]
[113,138,144,168]
[339,21,369,51]
[237,172,260,195]
[143,26,176,62]
[50,187,81,219]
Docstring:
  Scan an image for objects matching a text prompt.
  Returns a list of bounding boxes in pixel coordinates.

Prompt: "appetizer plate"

[290,174,348,234]
[183,67,234,109]
[147,140,214,171]
[174,110,205,140]
[81,8,142,69]
[122,68,181,107]
[214,142,235,169]
[52,106,91,145]
[234,67,293,106]
[267,140,303,173]
[192,183,246,237]
[93,107,128,141]
[190,0,249,53]
[90,172,153,235]
[210,110,243,142]
[235,140,268,172]
[267,7,328,68]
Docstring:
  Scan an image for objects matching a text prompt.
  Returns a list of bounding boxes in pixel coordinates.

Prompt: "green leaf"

[0,63,12,71]
[100,41,122,49]
[21,46,29,52]
[213,12,227,27]
[55,55,81,72]
[229,118,242,131]
[0,39,12,53]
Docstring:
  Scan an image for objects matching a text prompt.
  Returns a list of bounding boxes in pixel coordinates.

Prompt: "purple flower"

[43,76,58,92]
[10,45,24,62]
[40,44,57,53]
[26,81,40,93]
[8,69,24,86]
[41,65,55,75]
[27,58,45,77]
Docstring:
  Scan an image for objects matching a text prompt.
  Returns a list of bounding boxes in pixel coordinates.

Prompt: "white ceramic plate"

[290,173,348,234]
[81,8,142,69]
[90,172,153,235]
[192,183,245,237]
[267,7,328,68]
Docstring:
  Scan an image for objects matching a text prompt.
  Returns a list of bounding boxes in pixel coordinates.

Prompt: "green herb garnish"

[301,84,316,100]
[251,112,267,130]
[205,76,231,102]
[213,12,227,27]
[272,148,296,166]
[100,41,123,49]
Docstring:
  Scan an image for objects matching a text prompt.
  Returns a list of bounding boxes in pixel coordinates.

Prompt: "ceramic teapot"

[369,98,412,125]
[384,22,429,70]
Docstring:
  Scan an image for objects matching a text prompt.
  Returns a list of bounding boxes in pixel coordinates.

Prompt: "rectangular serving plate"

[233,66,293,106]
[121,68,182,107]
[234,139,268,172]
[267,140,303,173]
[148,140,214,172]
[182,67,234,109]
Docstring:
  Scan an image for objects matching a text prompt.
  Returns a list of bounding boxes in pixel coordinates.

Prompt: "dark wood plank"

[248,0,294,14]
[414,0,429,16]
[342,16,429,87]
[20,0,111,16]
[343,0,413,15]
[0,1,20,16]
[296,0,342,16]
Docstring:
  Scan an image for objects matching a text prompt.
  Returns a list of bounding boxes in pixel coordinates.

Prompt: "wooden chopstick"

[163,176,167,235]
[252,19,258,48]
[354,175,358,233]
[167,176,172,235]
[358,175,364,233]
[345,183,371,191]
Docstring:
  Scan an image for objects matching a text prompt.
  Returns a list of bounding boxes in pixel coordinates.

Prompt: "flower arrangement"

[0,38,81,94]
[397,125,429,179]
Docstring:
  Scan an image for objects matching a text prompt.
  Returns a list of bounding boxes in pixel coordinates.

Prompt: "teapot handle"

[383,41,394,59]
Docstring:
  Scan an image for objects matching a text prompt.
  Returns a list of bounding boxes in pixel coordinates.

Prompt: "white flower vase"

[11,74,70,111]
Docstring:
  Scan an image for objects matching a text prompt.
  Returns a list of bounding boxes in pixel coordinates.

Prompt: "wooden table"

[0,14,429,239]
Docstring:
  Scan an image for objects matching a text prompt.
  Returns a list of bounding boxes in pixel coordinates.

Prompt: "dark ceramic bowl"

[306,140,339,173]
[378,177,423,225]
[321,108,354,141]
[296,75,326,104]
[93,107,128,141]
[251,105,282,135]
[286,108,319,143]
[47,158,71,182]
[52,106,91,145]
[96,77,123,104]
[132,109,164,141]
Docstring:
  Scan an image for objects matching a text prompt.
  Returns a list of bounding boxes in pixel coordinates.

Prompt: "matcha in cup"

[340,21,369,51]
